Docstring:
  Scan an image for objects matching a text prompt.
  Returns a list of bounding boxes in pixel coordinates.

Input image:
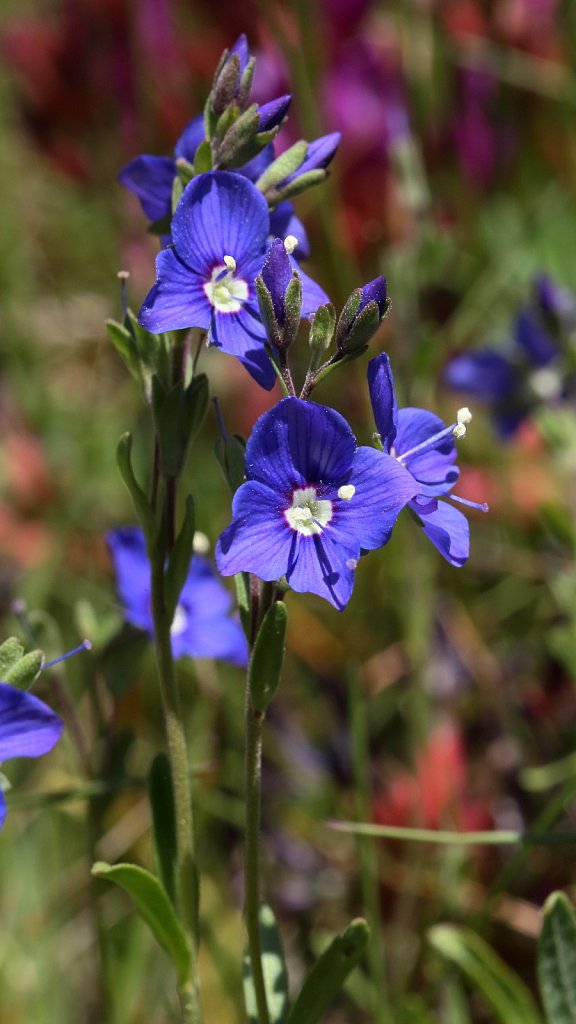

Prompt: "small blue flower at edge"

[368,353,488,567]
[216,396,419,610]
[138,171,329,389]
[107,526,248,667]
[0,683,63,828]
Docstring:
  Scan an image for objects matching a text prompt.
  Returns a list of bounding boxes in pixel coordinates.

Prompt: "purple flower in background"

[444,275,574,437]
[368,354,487,566]
[0,684,63,827]
[107,526,248,666]
[216,397,417,609]
[138,171,327,387]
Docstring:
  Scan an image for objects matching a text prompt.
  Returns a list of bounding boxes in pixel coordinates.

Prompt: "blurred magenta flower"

[107,526,248,666]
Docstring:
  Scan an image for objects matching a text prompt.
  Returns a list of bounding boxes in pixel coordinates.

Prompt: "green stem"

[150,547,201,1024]
[244,577,272,1024]
[349,670,395,1024]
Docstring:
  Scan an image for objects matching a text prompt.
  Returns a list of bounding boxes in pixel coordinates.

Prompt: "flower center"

[285,486,333,536]
[170,604,188,638]
[203,258,248,314]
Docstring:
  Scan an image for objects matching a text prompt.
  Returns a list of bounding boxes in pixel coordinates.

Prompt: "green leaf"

[243,905,289,1024]
[286,919,370,1024]
[92,861,191,983]
[235,573,251,637]
[116,433,155,540]
[4,650,44,688]
[538,892,576,1024]
[106,319,140,381]
[164,496,195,619]
[152,374,209,478]
[0,637,25,679]
[148,754,177,907]
[428,924,543,1024]
[215,432,246,493]
[248,601,287,713]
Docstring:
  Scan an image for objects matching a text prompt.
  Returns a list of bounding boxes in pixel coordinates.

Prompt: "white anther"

[193,531,210,554]
[457,407,472,425]
[346,559,358,571]
[223,255,236,272]
[453,423,467,439]
[283,235,298,255]
[338,484,356,501]
[117,269,130,280]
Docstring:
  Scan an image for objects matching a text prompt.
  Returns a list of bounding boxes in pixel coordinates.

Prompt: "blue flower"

[216,397,418,609]
[368,353,487,566]
[138,171,328,388]
[444,276,574,437]
[107,526,248,666]
[0,684,63,827]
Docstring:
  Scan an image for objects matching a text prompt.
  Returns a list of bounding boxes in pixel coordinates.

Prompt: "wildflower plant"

[86,33,496,1024]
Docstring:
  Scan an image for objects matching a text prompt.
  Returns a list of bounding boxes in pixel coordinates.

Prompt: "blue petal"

[216,481,292,582]
[107,527,152,633]
[171,172,269,275]
[359,276,387,317]
[269,203,310,260]
[413,500,470,566]
[444,350,518,400]
[335,446,418,550]
[173,555,248,665]
[174,114,205,161]
[367,353,398,451]
[285,532,357,610]
[139,248,210,333]
[208,302,275,390]
[514,308,557,367]
[258,95,291,131]
[181,555,234,615]
[244,398,356,491]
[118,155,176,222]
[230,33,250,74]
[262,239,293,325]
[0,684,63,761]
[395,408,459,496]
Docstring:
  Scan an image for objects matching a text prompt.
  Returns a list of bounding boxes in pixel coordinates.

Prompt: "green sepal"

[193,140,213,175]
[273,168,327,204]
[107,309,170,402]
[237,56,256,110]
[164,496,195,620]
[255,275,282,348]
[283,274,302,348]
[175,158,195,187]
[218,106,273,168]
[248,601,287,713]
[338,301,381,354]
[538,892,576,1024]
[210,52,241,117]
[91,861,191,984]
[335,289,362,344]
[286,918,370,1024]
[234,573,251,638]
[203,94,218,143]
[256,140,308,194]
[116,433,155,541]
[428,924,542,1024]
[3,650,44,688]
[215,432,246,493]
[243,904,289,1023]
[0,638,26,680]
[309,303,336,367]
[171,175,184,215]
[152,373,209,478]
[148,753,177,907]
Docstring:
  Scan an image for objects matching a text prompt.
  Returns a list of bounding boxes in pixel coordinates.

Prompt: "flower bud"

[335,277,389,354]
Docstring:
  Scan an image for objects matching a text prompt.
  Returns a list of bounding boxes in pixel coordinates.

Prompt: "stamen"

[43,640,92,670]
[398,424,457,463]
[338,485,356,501]
[346,558,358,571]
[284,235,298,254]
[193,531,210,554]
[117,270,130,318]
[449,494,489,513]
[223,255,236,272]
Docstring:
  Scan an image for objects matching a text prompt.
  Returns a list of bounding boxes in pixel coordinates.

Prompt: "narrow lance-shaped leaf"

[428,925,543,1024]
[538,891,576,1024]
[164,496,195,620]
[92,862,191,984]
[243,905,289,1024]
[148,754,177,907]
[286,919,370,1024]
[116,433,155,541]
[248,601,287,713]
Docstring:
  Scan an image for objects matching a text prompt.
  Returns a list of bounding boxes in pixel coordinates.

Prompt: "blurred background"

[1,0,576,1021]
